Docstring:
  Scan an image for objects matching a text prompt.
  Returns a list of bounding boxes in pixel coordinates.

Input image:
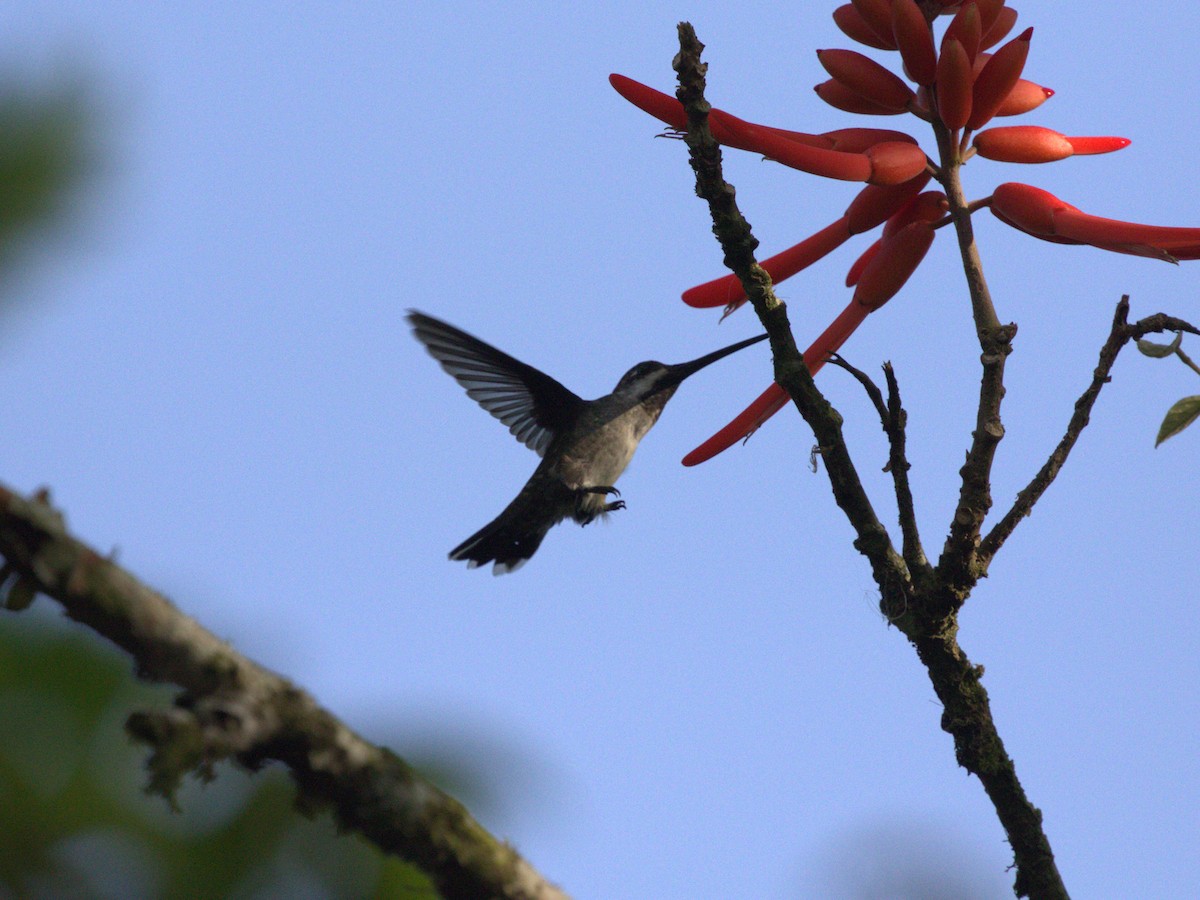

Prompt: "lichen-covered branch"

[673,22,910,597]
[671,23,1067,899]
[0,483,567,900]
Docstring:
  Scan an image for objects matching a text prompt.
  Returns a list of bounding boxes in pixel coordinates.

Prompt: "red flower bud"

[845,172,932,234]
[853,221,936,310]
[846,238,882,286]
[833,4,895,51]
[943,1,982,62]
[863,141,929,185]
[973,125,1073,163]
[892,0,938,86]
[850,0,898,49]
[968,27,1032,130]
[816,79,906,116]
[980,7,1018,50]
[883,190,949,236]
[817,49,915,111]
[936,38,974,129]
[975,0,1006,36]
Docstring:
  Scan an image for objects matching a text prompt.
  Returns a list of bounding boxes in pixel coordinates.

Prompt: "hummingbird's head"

[613,332,769,400]
[613,360,676,400]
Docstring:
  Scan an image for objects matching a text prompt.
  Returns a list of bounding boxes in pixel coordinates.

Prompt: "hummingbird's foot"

[578,485,620,498]
[579,498,625,527]
[574,486,626,526]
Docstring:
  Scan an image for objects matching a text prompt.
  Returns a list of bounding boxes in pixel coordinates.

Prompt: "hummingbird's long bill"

[659,332,770,390]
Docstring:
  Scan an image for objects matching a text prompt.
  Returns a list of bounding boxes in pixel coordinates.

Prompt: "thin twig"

[882,363,932,581]
[827,355,931,582]
[979,298,1200,564]
[828,352,888,421]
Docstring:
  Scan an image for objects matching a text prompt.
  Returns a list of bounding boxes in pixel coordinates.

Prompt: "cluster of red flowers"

[611,0,1199,465]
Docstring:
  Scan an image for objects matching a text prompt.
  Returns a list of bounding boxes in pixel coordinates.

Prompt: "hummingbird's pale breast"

[552,391,674,519]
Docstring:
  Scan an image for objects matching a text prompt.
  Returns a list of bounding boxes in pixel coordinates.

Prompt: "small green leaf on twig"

[1137,332,1183,358]
[1155,395,1200,446]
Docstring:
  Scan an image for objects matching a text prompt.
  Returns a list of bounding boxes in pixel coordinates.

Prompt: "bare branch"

[979,298,1200,565]
[0,483,567,900]
[827,355,932,582]
[673,22,910,596]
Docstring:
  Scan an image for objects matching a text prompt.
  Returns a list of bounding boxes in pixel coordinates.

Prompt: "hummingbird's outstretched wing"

[408,311,585,457]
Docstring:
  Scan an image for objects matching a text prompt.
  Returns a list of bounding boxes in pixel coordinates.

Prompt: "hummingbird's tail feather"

[449,493,557,575]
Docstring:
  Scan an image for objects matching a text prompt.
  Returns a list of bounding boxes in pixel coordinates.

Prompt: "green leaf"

[1155,395,1200,446]
[1137,332,1183,359]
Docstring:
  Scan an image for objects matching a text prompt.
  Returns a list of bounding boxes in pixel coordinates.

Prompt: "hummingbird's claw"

[579,485,620,498]
[579,498,626,526]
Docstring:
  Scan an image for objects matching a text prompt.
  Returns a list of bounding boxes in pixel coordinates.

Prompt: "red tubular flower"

[682,217,853,311]
[974,126,1129,163]
[1066,135,1131,155]
[610,74,925,185]
[817,49,915,111]
[725,119,928,185]
[686,195,945,463]
[819,127,918,153]
[968,27,1033,130]
[609,73,685,129]
[990,182,1200,261]
[846,188,945,283]
[758,126,918,154]
[684,172,935,314]
[892,0,938,86]
[681,301,873,466]
[884,190,949,235]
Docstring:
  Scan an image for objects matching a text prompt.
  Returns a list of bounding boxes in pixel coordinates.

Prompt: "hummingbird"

[408,311,768,574]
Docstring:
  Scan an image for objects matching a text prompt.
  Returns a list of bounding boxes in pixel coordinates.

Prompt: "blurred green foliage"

[0,78,93,281]
[0,609,438,899]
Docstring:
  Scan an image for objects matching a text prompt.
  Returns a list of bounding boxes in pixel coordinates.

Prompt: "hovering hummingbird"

[408,311,768,574]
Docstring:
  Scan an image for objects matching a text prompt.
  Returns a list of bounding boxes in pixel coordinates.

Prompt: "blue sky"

[3,2,1198,897]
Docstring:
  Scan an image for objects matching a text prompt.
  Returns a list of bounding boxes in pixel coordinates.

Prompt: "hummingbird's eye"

[617,361,662,390]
